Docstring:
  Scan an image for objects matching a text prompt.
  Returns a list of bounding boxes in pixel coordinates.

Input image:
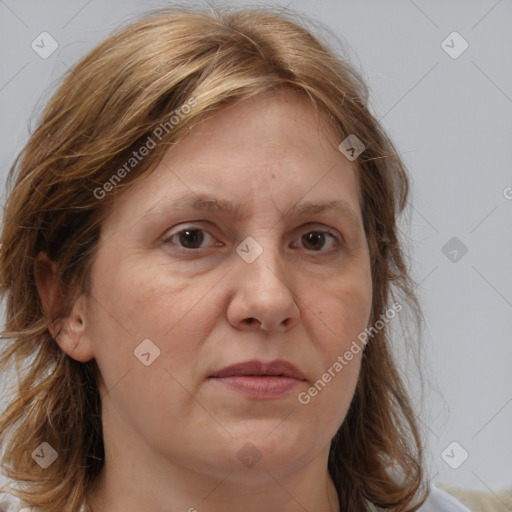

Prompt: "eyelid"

[297,222,343,240]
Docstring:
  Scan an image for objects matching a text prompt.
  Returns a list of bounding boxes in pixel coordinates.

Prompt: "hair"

[0,4,428,511]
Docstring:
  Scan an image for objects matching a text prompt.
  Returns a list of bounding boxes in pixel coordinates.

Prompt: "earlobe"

[59,303,94,362]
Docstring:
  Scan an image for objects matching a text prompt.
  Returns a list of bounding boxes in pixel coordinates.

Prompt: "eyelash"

[161,225,343,255]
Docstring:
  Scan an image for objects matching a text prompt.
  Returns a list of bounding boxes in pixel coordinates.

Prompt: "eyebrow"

[144,193,361,224]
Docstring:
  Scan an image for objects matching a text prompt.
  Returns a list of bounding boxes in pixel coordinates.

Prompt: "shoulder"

[0,477,35,512]
[0,489,32,512]
[418,484,473,512]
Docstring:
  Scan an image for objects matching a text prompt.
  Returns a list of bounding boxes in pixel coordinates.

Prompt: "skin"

[35,89,373,512]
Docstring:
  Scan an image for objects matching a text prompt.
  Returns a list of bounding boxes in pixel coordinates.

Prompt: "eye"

[162,225,342,254]
[292,229,340,253]
[162,227,221,250]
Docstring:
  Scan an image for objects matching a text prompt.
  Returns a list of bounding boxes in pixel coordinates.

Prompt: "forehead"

[184,89,341,161]
[105,89,362,229]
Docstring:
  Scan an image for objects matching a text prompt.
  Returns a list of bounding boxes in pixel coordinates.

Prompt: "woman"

[0,6,471,512]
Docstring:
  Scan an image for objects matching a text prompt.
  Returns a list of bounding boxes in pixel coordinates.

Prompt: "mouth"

[208,359,306,399]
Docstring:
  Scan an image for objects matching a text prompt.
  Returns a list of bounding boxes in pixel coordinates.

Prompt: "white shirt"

[0,483,472,511]
[420,484,473,512]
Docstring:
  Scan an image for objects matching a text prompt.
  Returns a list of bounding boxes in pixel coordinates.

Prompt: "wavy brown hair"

[0,5,428,511]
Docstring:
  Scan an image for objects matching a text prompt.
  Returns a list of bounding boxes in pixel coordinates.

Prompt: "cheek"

[86,257,222,431]
[295,265,371,422]
[95,249,206,328]
[88,254,222,381]
[310,266,372,358]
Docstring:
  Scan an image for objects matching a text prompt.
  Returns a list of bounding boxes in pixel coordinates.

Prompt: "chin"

[233,430,321,474]
[192,431,309,477]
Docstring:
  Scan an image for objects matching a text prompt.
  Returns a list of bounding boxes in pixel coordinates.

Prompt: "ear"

[34,251,94,362]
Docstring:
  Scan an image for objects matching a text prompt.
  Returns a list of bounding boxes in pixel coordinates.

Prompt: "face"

[80,89,372,481]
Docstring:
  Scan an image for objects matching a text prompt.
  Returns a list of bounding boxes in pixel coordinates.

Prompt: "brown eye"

[301,232,326,251]
[178,229,204,249]
[296,230,338,252]
[163,227,219,251]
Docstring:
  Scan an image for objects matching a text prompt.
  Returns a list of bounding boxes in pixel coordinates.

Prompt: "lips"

[209,359,306,399]
[209,359,306,380]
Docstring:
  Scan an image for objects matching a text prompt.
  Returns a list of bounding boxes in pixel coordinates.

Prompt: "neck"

[85,451,340,512]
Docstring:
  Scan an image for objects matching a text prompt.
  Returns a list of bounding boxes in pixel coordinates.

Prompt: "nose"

[226,239,300,332]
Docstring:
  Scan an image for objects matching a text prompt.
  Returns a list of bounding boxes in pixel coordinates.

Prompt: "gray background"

[0,0,511,495]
